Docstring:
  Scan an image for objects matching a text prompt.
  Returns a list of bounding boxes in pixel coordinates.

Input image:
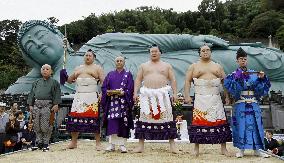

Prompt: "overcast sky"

[0,0,225,25]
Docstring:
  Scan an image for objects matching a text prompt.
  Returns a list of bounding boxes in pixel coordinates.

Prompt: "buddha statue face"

[20,25,63,66]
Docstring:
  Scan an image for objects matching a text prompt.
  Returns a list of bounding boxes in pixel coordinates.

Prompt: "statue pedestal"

[127,120,189,143]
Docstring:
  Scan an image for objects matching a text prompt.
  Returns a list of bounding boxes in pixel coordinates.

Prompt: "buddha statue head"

[17,20,70,69]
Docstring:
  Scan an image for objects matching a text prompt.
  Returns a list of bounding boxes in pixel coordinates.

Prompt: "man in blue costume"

[224,48,271,158]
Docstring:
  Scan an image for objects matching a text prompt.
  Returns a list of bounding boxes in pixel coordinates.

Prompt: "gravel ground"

[0,140,283,163]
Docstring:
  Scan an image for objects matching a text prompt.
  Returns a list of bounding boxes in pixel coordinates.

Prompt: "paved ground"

[0,140,283,163]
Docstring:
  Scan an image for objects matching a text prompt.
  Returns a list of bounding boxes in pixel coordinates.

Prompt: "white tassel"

[164,92,172,110]
[139,85,172,116]
[139,94,150,115]
[156,92,166,113]
[150,95,158,115]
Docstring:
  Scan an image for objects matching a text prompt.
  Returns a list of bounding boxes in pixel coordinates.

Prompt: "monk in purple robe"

[101,56,134,153]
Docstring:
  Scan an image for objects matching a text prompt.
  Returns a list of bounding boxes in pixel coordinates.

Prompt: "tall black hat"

[236,47,247,59]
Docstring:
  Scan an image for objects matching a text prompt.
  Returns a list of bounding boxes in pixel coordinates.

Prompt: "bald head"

[115,56,125,70]
[41,64,51,71]
[41,64,52,79]
[115,56,125,62]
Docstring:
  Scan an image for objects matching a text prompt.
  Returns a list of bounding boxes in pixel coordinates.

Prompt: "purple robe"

[101,69,134,138]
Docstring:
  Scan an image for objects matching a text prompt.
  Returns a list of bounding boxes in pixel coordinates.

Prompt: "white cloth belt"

[240,91,254,96]
[76,78,98,93]
[194,86,220,95]
[77,85,98,93]
[235,96,257,104]
[139,86,172,116]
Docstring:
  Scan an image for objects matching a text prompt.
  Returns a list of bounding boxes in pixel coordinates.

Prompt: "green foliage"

[47,17,59,24]
[276,25,284,50]
[182,28,192,34]
[0,19,21,43]
[124,26,138,33]
[0,65,28,89]
[209,29,220,35]
[261,0,284,11]
[0,20,26,68]
[172,28,181,34]
[0,19,29,90]
[57,1,284,42]
[196,15,211,34]
[249,10,284,37]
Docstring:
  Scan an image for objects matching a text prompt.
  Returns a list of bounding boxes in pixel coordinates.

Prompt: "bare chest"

[143,65,168,77]
[77,66,99,78]
[193,64,220,78]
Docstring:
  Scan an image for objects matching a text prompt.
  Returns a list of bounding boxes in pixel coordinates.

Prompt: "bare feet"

[193,143,199,157]
[96,145,104,151]
[67,142,77,149]
[132,139,145,153]
[169,139,181,154]
[236,150,244,158]
[220,143,232,157]
[132,146,144,153]
[193,150,199,157]
[68,132,79,149]
[169,147,181,154]
[221,149,232,157]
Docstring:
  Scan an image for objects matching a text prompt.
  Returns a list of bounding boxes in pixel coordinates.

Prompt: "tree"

[124,26,138,33]
[176,11,198,33]
[261,0,284,11]
[249,10,284,37]
[226,0,238,21]
[276,25,284,50]
[214,1,226,30]
[47,17,59,24]
[0,20,24,67]
[153,23,167,34]
[171,28,181,34]
[106,25,115,33]
[182,28,192,34]
[198,0,219,13]
[0,19,30,89]
[198,0,225,31]
[209,29,220,36]
[196,15,211,34]
[0,20,21,42]
[220,19,232,34]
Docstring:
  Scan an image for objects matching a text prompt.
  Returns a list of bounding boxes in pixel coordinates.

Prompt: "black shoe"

[42,144,49,152]
[38,143,43,150]
[31,146,38,151]
[42,147,49,152]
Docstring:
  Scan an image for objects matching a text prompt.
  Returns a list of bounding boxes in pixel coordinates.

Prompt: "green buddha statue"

[5,20,284,94]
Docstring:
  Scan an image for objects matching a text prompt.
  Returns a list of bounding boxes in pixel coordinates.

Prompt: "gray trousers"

[32,100,53,145]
